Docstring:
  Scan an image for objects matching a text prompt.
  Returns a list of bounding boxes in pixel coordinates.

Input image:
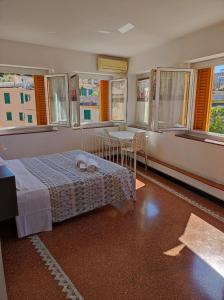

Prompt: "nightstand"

[0,166,18,221]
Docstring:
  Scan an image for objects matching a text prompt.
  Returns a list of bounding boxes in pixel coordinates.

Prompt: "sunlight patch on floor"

[136,178,145,190]
[164,244,185,256]
[165,213,224,278]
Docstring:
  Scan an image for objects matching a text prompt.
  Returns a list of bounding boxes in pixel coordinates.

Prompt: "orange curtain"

[34,75,47,125]
[193,68,213,131]
[100,80,109,121]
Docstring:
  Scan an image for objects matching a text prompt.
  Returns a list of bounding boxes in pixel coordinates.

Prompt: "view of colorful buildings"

[79,78,100,123]
[0,74,37,128]
[212,65,224,108]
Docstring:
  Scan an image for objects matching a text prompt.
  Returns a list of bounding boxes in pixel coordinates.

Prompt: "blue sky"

[214,64,224,73]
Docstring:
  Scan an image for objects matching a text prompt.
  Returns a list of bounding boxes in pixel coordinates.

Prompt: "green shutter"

[20,93,24,104]
[25,94,29,102]
[28,114,33,123]
[6,112,12,121]
[4,93,10,104]
[84,109,91,120]
[19,112,24,121]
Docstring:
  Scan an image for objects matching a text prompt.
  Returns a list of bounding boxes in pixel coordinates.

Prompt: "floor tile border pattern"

[137,171,224,224]
[30,235,84,300]
[28,172,223,300]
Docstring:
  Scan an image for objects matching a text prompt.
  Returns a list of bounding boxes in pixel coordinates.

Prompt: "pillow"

[0,156,6,166]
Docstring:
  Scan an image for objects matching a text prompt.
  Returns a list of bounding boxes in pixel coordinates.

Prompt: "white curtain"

[158,71,190,129]
[47,76,68,124]
[135,79,150,126]
[111,80,127,121]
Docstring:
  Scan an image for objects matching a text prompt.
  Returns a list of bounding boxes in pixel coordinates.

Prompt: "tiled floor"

[1,170,224,300]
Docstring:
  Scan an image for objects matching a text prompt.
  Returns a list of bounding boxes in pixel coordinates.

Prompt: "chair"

[118,123,127,131]
[103,129,120,163]
[121,132,147,175]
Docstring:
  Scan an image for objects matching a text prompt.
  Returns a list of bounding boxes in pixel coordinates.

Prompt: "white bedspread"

[7,160,52,238]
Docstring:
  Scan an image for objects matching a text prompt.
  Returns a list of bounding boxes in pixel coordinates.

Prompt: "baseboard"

[137,155,224,202]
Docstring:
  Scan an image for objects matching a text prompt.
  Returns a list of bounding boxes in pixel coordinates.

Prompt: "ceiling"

[0,0,224,57]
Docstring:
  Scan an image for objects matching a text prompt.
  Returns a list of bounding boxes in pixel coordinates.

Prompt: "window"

[0,73,39,129]
[19,112,25,121]
[71,74,126,126]
[84,109,91,121]
[20,93,24,104]
[4,92,10,104]
[25,94,30,102]
[194,64,224,135]
[45,75,69,126]
[135,78,150,126]
[0,69,127,132]
[6,112,12,121]
[155,69,193,130]
[79,78,100,124]
[135,68,194,131]
[110,79,127,121]
[27,114,33,123]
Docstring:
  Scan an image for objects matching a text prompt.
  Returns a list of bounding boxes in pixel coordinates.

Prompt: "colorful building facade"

[0,75,37,128]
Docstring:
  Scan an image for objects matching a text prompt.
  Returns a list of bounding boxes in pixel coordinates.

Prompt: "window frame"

[71,72,123,128]
[4,92,10,104]
[109,78,128,123]
[69,73,80,128]
[0,64,52,134]
[190,59,224,139]
[6,112,13,121]
[153,67,195,132]
[44,74,70,127]
[135,76,151,128]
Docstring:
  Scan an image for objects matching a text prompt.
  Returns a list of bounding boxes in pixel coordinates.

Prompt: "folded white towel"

[75,154,99,172]
[75,154,88,170]
[86,159,99,172]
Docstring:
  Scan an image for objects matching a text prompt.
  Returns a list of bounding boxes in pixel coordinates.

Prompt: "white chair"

[103,129,120,162]
[121,132,147,175]
[118,123,127,131]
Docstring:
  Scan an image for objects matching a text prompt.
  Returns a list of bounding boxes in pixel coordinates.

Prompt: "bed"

[6,150,135,238]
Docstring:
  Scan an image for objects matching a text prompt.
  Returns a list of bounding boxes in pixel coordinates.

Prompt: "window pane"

[19,112,25,121]
[28,114,33,123]
[158,71,190,129]
[136,78,150,125]
[47,76,69,125]
[4,93,10,104]
[6,112,12,121]
[79,78,100,124]
[20,92,24,104]
[111,79,127,121]
[209,65,224,134]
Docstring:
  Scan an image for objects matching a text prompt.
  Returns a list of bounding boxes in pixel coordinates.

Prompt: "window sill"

[176,132,224,146]
[0,125,57,136]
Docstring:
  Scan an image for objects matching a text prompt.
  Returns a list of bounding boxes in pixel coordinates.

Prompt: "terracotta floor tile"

[1,171,224,300]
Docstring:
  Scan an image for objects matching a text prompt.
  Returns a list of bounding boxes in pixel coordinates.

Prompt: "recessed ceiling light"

[118,23,135,34]
[98,30,112,34]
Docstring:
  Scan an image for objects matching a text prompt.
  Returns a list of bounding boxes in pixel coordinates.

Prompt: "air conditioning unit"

[97,56,128,74]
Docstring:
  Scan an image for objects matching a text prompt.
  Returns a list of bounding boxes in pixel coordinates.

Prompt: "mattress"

[7,150,135,237]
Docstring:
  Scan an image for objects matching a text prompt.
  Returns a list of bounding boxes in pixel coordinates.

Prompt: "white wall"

[129,22,224,187]
[130,21,224,73]
[0,39,97,73]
